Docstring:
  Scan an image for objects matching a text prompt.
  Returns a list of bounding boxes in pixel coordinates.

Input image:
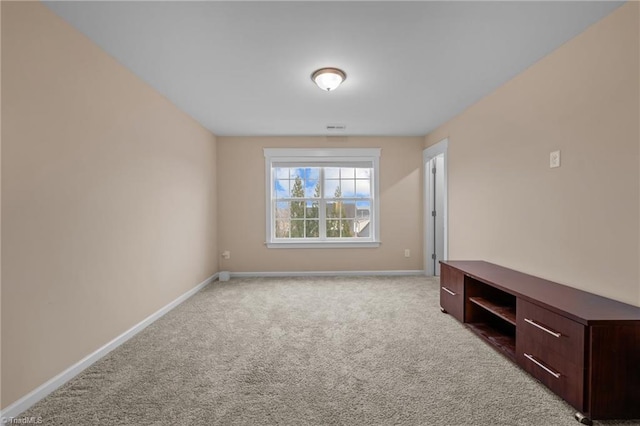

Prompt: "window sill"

[266,241,381,249]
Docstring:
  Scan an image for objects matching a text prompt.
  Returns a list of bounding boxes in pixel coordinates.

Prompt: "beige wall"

[425,2,640,306]
[217,137,423,272]
[637,2,640,309]
[0,0,3,409]
[1,2,218,409]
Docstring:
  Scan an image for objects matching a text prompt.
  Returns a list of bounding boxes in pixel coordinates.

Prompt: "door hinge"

[432,210,436,217]
[432,167,436,174]
[431,253,437,260]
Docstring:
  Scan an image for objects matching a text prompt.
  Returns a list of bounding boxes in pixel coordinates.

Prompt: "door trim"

[423,138,449,276]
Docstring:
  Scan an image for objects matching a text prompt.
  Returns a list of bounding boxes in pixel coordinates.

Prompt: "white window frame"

[264,148,381,249]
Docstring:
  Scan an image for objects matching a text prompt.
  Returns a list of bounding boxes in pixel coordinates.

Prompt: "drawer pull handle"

[441,287,456,296]
[524,353,561,379]
[524,318,562,338]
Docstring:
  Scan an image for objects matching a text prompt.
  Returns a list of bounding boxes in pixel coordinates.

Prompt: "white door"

[433,155,445,275]
[423,139,448,276]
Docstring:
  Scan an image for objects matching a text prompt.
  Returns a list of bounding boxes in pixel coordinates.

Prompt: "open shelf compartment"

[466,322,516,360]
[464,276,517,361]
[468,296,516,326]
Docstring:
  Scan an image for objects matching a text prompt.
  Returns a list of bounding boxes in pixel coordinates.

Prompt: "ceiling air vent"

[326,124,346,132]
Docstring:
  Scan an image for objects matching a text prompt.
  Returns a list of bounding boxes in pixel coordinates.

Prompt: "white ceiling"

[44,1,623,137]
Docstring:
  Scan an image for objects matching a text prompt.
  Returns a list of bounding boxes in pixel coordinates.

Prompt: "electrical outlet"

[404,249,411,258]
[550,150,561,168]
[222,251,231,260]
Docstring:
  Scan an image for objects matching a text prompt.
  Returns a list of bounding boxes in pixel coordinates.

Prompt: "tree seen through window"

[274,166,370,240]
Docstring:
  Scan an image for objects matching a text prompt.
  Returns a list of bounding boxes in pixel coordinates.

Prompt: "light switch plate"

[550,150,561,168]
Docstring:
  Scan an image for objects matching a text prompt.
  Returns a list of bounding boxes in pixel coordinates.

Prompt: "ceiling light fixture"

[311,67,347,91]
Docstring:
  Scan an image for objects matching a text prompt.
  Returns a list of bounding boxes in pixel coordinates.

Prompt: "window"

[264,148,381,248]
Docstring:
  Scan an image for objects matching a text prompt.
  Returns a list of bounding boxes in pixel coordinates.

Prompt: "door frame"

[423,138,449,276]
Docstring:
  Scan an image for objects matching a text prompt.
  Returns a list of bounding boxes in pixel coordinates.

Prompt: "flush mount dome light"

[311,67,347,91]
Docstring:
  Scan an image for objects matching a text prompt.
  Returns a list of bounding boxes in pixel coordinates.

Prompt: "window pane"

[354,218,370,237]
[305,168,320,181]
[355,179,370,197]
[275,180,289,199]
[291,168,305,180]
[290,201,305,218]
[306,201,319,218]
[291,220,305,238]
[290,177,305,197]
[341,180,356,197]
[324,179,339,198]
[355,168,371,178]
[341,201,356,219]
[275,220,289,238]
[325,167,340,179]
[326,202,340,218]
[275,202,290,218]
[340,167,355,179]
[327,201,354,219]
[306,220,319,238]
[341,219,355,237]
[356,201,371,218]
[275,167,290,179]
[328,219,356,237]
[305,180,320,198]
[326,220,340,237]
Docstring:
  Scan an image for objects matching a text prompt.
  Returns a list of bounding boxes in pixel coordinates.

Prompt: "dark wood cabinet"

[516,298,587,409]
[439,264,464,322]
[439,261,640,424]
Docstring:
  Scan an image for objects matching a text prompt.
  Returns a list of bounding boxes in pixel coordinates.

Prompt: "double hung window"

[264,148,380,248]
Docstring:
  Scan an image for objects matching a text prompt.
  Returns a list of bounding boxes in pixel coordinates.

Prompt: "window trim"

[264,148,381,248]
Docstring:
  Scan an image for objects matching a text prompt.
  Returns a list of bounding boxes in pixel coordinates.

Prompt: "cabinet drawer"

[517,339,585,411]
[440,263,463,293]
[440,264,464,322]
[516,299,585,367]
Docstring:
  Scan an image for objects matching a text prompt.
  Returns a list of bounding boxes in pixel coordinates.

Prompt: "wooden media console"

[439,261,640,425]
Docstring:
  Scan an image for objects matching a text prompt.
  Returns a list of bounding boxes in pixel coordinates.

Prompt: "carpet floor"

[23,276,640,425]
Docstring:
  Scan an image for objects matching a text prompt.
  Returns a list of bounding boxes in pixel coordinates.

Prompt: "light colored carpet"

[23,276,640,425]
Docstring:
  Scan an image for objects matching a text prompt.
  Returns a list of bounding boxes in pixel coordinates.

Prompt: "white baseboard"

[1,272,218,419]
[230,270,425,278]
